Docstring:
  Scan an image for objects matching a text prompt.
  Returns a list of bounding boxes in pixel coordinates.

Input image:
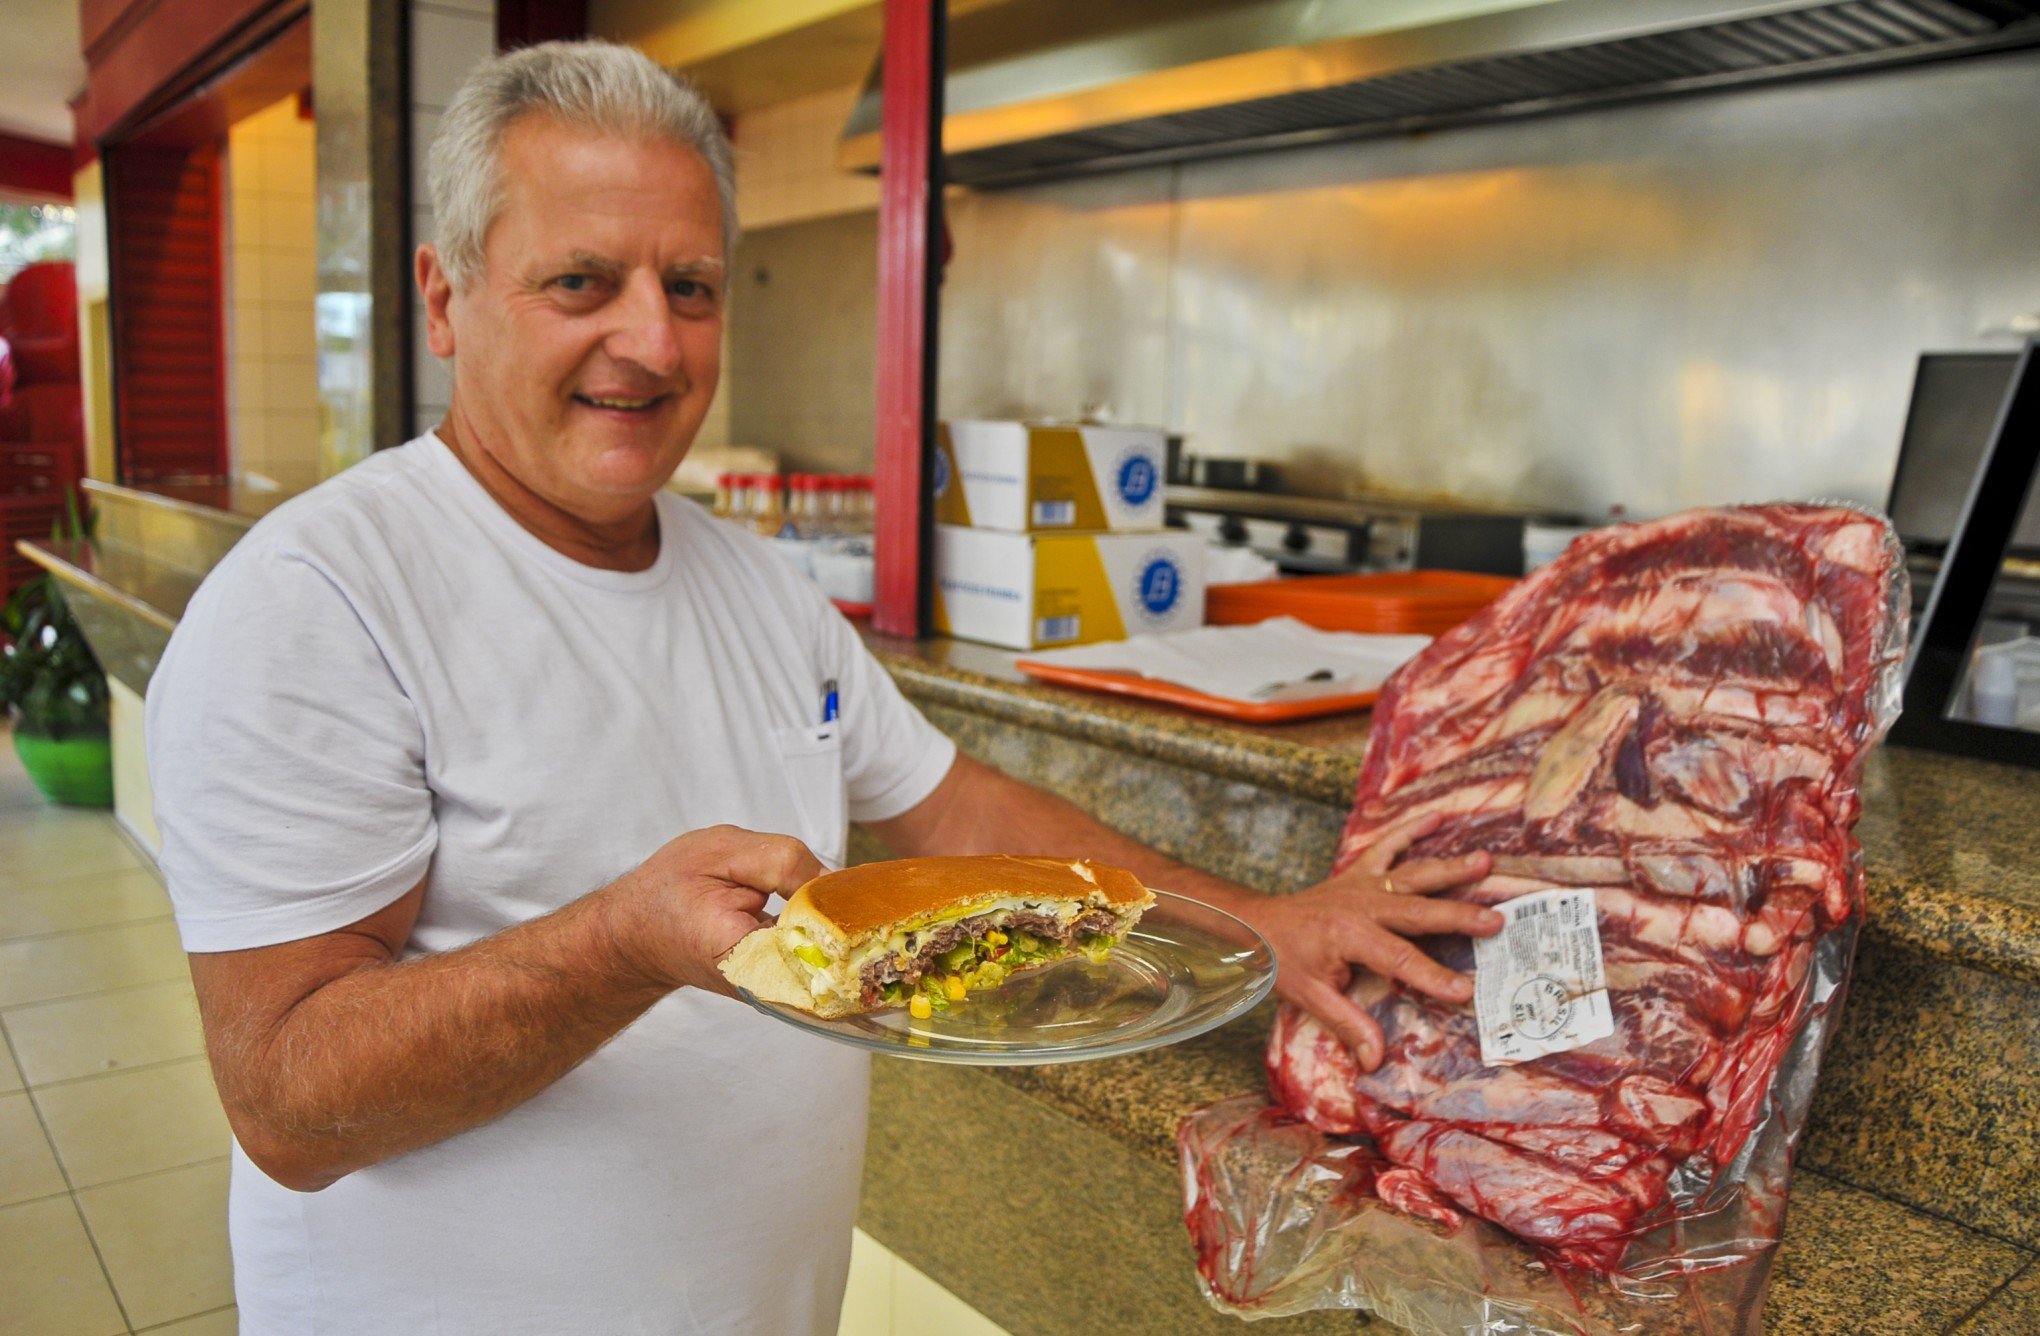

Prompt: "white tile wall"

[411,7,496,111]
[732,84,880,233]
[409,0,496,435]
[224,95,323,486]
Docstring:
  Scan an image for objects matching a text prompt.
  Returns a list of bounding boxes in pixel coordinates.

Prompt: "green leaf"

[0,571,108,736]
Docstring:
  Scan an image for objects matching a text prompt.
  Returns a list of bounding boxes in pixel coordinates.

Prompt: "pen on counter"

[822,679,839,724]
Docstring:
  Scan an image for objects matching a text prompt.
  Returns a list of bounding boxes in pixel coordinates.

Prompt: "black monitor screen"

[1887,352,2040,555]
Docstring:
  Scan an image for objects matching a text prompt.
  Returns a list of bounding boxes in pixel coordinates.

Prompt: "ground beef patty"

[854,906,1126,1005]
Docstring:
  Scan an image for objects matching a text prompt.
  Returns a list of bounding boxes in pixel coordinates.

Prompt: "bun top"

[782,855,1150,944]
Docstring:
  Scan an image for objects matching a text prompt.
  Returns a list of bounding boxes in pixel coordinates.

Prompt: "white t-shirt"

[145,433,956,1335]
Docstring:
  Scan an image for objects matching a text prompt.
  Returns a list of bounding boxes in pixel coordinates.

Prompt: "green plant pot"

[12,728,114,808]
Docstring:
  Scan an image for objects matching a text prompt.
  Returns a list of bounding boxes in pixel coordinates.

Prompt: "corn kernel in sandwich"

[909,994,933,1019]
[944,976,967,1002]
[985,930,1008,947]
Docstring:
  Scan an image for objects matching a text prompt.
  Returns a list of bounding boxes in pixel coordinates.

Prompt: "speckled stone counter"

[863,1016,2034,1335]
[857,631,2040,1334]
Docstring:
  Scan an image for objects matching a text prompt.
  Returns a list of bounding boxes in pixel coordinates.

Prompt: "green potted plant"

[1,570,113,807]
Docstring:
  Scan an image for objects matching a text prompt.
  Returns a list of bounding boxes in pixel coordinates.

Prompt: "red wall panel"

[106,143,228,481]
[0,133,73,200]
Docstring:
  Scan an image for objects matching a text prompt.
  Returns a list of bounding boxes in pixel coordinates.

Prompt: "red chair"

[0,262,84,606]
[0,262,79,383]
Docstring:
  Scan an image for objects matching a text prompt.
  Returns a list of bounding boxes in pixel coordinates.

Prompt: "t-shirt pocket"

[771,722,849,872]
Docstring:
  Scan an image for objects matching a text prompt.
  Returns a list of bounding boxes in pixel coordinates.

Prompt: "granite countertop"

[863,631,2040,987]
[950,1005,2033,1335]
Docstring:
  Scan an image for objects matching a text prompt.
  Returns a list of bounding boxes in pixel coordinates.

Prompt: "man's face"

[424,115,725,520]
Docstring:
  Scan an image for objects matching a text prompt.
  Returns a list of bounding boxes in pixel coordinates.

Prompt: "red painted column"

[872,0,945,639]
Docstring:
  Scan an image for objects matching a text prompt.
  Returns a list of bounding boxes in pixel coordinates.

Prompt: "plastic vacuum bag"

[1178,507,1909,1335]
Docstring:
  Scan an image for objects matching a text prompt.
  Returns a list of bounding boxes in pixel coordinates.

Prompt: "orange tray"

[1013,658,1380,723]
[1206,571,1516,636]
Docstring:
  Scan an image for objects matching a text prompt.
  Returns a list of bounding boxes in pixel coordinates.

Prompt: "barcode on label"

[1517,900,1550,918]
[1037,615,1081,643]
[1033,500,1076,526]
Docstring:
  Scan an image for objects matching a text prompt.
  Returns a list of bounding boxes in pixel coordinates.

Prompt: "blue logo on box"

[1136,554,1182,618]
[1117,453,1157,507]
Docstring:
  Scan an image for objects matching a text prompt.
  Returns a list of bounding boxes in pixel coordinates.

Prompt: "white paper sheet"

[1021,617,1431,704]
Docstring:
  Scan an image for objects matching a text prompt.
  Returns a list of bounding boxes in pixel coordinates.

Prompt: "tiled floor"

[0,735,236,1334]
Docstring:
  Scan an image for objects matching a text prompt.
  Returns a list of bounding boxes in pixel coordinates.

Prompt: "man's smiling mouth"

[574,393,668,412]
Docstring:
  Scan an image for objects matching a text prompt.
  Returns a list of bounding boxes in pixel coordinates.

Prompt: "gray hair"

[426,40,737,290]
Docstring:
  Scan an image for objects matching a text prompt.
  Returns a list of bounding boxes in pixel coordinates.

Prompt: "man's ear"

[416,244,457,359]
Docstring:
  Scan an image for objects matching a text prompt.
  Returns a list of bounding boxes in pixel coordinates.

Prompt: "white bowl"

[812,545,876,605]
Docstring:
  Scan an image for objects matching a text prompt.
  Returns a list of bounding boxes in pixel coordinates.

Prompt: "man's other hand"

[610,826,822,996]
[1237,814,1502,1072]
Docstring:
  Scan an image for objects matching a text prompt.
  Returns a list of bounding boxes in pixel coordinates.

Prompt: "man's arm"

[867,755,1501,1070]
[188,826,819,1193]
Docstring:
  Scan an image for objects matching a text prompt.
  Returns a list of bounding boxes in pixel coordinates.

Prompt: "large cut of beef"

[1264,504,1904,1275]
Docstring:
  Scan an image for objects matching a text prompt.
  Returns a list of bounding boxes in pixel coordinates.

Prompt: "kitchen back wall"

[727,47,2040,518]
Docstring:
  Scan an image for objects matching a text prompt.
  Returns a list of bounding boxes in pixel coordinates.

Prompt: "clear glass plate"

[735,889,1276,1066]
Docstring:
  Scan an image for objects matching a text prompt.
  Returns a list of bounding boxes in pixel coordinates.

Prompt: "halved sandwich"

[720,855,1156,1018]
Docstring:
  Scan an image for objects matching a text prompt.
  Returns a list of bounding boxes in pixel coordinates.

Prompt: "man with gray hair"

[146,39,1496,1333]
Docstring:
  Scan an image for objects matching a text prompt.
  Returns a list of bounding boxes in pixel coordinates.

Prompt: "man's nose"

[603,271,685,379]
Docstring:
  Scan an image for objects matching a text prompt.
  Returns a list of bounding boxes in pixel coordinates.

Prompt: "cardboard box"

[934,421,1166,532]
[933,525,1206,650]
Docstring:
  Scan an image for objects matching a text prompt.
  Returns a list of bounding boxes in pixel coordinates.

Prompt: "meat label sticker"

[1473,889,1615,1067]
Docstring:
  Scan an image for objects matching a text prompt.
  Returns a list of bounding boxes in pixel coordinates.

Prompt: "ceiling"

[0,0,83,144]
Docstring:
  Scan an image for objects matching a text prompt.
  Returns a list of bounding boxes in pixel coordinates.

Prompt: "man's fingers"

[1344,921,1474,1006]
[1369,895,1504,939]
[695,827,825,895]
[1385,851,1493,895]
[1291,975,1388,1071]
[1354,812,1445,875]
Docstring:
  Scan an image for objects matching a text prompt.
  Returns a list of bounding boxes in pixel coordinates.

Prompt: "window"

[0,199,77,285]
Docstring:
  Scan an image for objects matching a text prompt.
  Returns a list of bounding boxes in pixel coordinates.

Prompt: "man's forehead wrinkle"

[548,251,725,279]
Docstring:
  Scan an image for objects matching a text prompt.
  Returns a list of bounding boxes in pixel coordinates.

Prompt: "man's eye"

[669,278,713,301]
[554,274,598,293]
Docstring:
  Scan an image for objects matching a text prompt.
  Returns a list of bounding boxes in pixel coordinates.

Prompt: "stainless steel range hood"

[839,0,2040,187]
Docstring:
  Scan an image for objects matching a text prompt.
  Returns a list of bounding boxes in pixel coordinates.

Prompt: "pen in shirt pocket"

[822,679,839,725]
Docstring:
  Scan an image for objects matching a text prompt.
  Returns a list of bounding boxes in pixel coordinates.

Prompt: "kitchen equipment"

[1892,337,2040,767]
[1887,352,2040,558]
[840,0,2040,190]
[734,890,1275,1066]
[1185,456,1283,493]
[1169,485,1536,576]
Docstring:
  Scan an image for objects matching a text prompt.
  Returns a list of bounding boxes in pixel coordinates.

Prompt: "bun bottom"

[719,932,867,1019]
